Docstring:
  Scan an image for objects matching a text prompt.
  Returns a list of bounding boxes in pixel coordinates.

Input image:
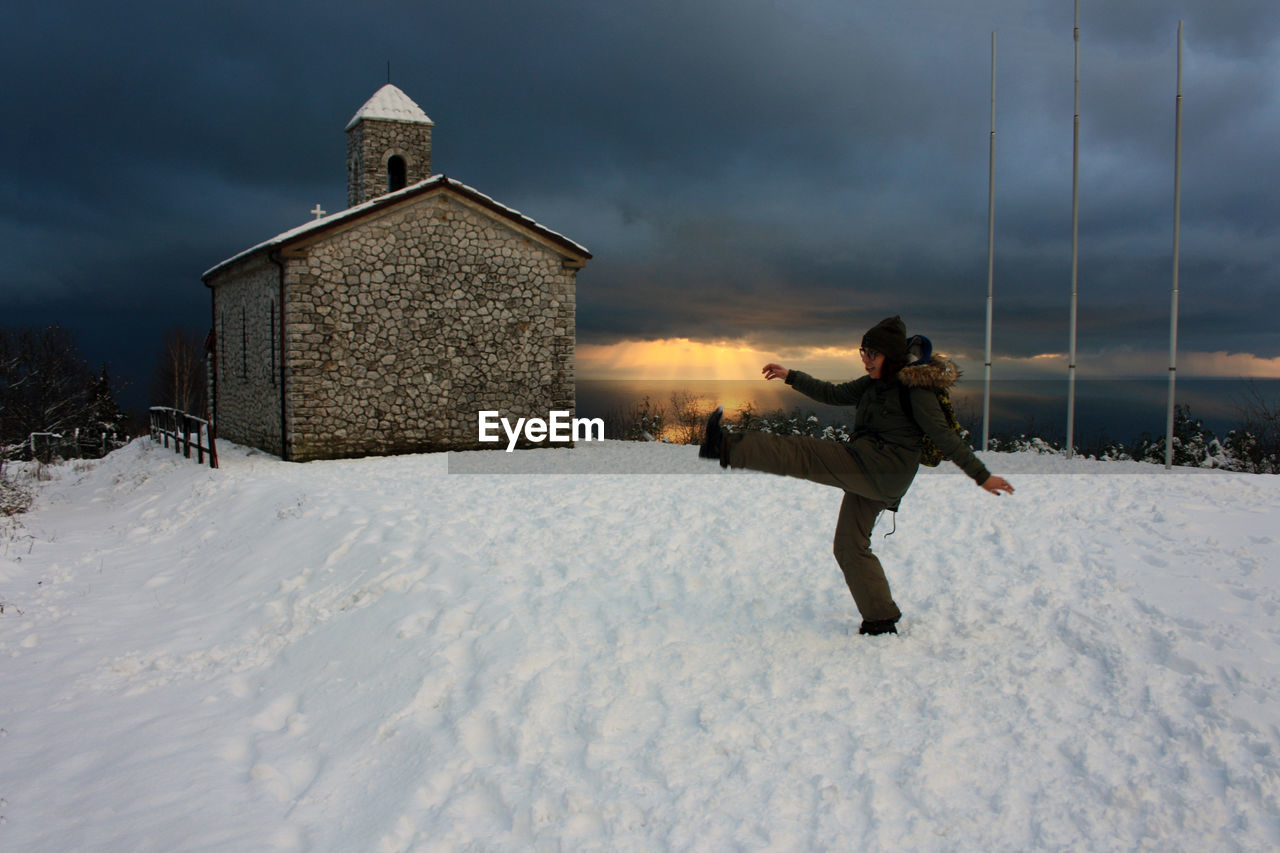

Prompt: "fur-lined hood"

[896,355,959,391]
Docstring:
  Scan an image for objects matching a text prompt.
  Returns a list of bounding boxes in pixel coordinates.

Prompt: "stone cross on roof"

[311,204,327,220]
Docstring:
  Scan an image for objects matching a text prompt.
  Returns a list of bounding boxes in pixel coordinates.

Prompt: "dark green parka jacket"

[786,356,991,501]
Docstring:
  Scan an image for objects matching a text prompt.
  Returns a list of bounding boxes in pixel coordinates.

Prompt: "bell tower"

[345,84,434,207]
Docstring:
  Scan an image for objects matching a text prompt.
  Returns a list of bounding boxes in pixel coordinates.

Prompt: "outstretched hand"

[981,475,1015,496]
[762,363,790,381]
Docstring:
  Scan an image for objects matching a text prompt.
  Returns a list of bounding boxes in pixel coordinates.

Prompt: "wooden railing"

[149,407,218,469]
[4,430,130,463]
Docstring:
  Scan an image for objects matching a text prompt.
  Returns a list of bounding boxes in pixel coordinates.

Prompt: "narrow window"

[269,301,277,386]
[387,155,407,192]
[241,306,248,378]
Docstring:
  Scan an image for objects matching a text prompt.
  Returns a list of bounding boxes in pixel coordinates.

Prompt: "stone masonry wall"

[282,192,577,461]
[346,118,433,207]
[208,256,283,455]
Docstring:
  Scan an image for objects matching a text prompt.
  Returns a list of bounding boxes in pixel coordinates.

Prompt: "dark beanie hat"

[862,316,909,361]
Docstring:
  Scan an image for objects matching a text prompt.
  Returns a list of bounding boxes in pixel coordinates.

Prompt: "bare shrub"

[664,390,716,445]
[0,473,33,516]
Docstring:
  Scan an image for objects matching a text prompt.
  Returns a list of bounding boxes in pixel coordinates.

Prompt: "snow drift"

[1,439,1278,851]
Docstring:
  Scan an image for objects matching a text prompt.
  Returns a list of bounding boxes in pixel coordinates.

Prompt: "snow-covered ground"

[2,439,1278,852]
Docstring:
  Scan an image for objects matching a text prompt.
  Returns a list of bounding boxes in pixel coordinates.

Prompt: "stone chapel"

[202,84,591,461]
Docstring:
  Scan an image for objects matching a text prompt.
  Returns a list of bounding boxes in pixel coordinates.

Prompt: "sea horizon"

[576,377,1280,449]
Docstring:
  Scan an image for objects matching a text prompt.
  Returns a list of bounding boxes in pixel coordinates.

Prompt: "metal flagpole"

[1067,0,1081,459]
[1165,22,1184,469]
[983,32,997,452]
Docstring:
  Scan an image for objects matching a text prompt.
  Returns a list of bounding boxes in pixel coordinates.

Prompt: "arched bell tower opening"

[387,155,407,193]
[345,84,434,207]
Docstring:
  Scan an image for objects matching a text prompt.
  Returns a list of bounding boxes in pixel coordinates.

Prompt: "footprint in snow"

[252,694,306,734]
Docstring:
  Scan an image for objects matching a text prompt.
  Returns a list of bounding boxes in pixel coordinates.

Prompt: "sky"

[3,0,1278,410]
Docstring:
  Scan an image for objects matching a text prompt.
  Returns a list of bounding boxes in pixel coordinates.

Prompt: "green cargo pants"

[723,431,903,623]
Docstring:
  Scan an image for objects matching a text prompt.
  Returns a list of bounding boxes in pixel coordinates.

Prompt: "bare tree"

[0,325,96,451]
[152,326,208,415]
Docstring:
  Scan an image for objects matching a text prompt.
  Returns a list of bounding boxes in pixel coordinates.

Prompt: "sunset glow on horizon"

[576,338,777,381]
[575,338,885,381]
[577,339,1280,382]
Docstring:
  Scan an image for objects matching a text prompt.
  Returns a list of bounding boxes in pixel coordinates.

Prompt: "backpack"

[896,334,965,468]
[898,384,964,467]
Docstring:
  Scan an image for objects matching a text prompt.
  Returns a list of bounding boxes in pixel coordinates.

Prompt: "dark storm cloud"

[2,0,1277,408]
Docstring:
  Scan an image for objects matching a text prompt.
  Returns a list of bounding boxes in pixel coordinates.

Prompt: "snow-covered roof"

[202,175,591,281]
[345,84,434,131]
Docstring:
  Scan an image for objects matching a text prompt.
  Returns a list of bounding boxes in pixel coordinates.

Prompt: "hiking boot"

[858,619,899,636]
[698,406,724,460]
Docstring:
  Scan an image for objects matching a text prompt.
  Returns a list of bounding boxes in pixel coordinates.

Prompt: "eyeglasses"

[859,347,882,361]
